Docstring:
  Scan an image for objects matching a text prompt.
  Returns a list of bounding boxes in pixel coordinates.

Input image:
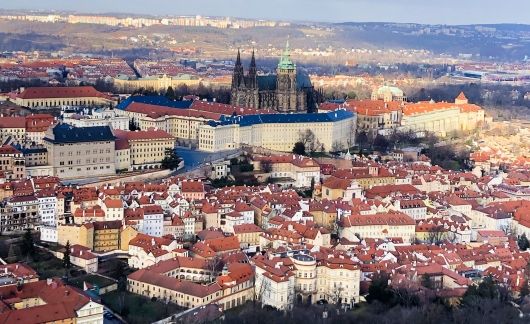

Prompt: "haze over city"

[2,0,530,24]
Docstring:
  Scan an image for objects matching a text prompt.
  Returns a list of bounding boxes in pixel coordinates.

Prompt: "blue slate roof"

[45,124,115,144]
[209,109,354,128]
[116,96,193,110]
[328,99,346,104]
[18,147,47,154]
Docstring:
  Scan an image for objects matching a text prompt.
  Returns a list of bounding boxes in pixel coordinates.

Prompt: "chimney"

[47,278,53,286]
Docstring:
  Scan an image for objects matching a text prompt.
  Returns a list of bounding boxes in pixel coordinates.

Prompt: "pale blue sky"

[0,0,528,25]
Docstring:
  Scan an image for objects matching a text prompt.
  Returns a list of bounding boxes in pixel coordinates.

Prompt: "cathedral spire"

[235,48,242,66]
[248,49,257,89]
[250,49,256,69]
[278,39,295,70]
[232,48,244,88]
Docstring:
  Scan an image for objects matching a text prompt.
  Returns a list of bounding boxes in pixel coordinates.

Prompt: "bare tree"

[254,274,270,306]
[500,223,517,237]
[260,160,273,173]
[427,225,445,245]
[328,283,344,304]
[206,255,224,283]
[331,141,345,153]
[299,129,321,155]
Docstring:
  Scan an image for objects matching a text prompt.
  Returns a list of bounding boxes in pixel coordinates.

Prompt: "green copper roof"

[277,40,296,70]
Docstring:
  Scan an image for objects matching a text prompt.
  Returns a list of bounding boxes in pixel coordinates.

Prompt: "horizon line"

[0,7,528,27]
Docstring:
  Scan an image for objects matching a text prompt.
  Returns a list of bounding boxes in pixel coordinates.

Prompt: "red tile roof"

[340,212,415,227]
[128,269,221,297]
[233,223,263,234]
[0,145,21,155]
[0,117,25,128]
[17,86,111,100]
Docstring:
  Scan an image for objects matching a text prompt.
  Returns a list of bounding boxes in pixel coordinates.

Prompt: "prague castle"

[230,41,317,113]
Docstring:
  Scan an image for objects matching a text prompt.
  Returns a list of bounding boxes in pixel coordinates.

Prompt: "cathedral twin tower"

[230,41,317,113]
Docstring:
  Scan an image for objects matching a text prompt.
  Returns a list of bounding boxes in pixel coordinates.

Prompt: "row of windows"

[59,149,111,156]
[59,165,111,173]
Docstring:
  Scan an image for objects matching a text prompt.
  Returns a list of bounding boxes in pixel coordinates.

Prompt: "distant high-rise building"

[230,41,317,113]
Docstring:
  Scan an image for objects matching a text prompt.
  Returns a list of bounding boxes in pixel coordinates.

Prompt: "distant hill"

[1,19,530,61]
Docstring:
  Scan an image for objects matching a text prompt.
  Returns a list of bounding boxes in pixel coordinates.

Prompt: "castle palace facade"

[230,42,317,113]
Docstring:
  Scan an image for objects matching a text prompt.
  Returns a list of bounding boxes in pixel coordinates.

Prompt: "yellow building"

[113,74,205,93]
[120,225,139,251]
[115,103,213,146]
[0,278,104,323]
[127,262,254,310]
[57,223,94,250]
[13,86,114,108]
[93,220,122,252]
[0,145,26,180]
[308,204,338,231]
[198,109,356,153]
[113,129,175,170]
[0,117,26,143]
[233,223,263,249]
[371,85,407,102]
[339,212,416,243]
[251,154,321,188]
[400,93,484,137]
[255,249,360,307]
[320,177,363,201]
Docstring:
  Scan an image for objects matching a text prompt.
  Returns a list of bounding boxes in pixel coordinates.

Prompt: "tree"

[520,280,529,299]
[518,233,530,251]
[165,86,176,100]
[299,129,321,155]
[63,241,72,269]
[421,274,435,289]
[292,142,306,156]
[357,131,369,150]
[328,283,344,304]
[161,148,181,170]
[254,275,271,306]
[462,275,510,305]
[207,255,224,283]
[373,135,390,152]
[175,83,189,99]
[113,260,126,279]
[260,160,273,173]
[367,272,393,304]
[22,228,35,259]
[346,91,357,100]
[6,243,21,263]
[427,225,446,245]
[331,141,344,153]
[129,119,140,131]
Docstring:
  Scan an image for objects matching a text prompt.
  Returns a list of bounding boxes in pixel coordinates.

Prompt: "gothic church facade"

[230,42,317,113]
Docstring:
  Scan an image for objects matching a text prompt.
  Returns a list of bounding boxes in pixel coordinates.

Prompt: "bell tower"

[230,49,245,106]
[276,40,297,112]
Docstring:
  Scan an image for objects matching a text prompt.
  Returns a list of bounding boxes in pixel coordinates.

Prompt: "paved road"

[103,307,125,324]
[176,147,241,172]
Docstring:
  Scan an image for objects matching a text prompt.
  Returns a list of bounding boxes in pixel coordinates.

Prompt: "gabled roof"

[17,86,111,100]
